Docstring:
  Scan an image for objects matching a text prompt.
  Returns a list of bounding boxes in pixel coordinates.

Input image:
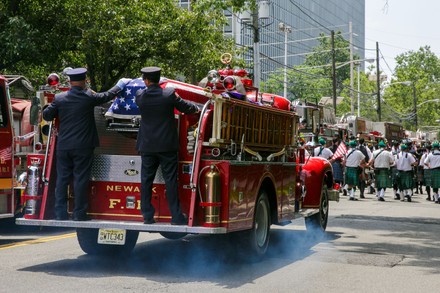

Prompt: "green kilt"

[345,167,359,186]
[431,168,440,188]
[374,168,391,189]
[397,170,414,190]
[424,169,432,187]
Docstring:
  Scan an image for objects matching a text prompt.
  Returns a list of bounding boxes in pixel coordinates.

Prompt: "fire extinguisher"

[24,160,42,219]
[201,165,221,227]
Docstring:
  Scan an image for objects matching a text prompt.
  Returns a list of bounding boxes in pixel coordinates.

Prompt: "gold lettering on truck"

[106,185,140,193]
[109,199,121,209]
[106,184,153,194]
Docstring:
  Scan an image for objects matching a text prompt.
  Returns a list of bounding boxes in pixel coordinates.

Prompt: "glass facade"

[178,1,365,93]
[233,0,365,89]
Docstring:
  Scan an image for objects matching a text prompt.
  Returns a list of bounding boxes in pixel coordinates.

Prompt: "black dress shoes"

[171,214,188,225]
[55,214,69,221]
[73,215,91,221]
[143,218,156,224]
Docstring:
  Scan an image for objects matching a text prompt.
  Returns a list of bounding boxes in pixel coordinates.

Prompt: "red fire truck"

[16,56,339,257]
[0,74,38,219]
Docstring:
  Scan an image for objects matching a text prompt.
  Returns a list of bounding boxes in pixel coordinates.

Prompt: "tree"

[383,46,440,129]
[264,31,361,117]
[0,0,249,90]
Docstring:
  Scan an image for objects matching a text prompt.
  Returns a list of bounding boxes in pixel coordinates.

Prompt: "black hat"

[66,68,87,81]
[140,66,161,82]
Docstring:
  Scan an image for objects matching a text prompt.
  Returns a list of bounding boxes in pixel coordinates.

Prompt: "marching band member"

[313,137,334,160]
[368,140,395,201]
[424,141,440,203]
[419,145,432,201]
[343,140,366,201]
[395,144,417,202]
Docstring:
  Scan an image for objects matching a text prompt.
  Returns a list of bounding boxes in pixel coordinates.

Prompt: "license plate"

[97,229,126,245]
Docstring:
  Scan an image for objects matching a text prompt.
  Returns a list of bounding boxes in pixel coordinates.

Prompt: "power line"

[288,0,332,33]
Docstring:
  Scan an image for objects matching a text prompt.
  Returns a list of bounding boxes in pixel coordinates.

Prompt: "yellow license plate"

[97,229,126,245]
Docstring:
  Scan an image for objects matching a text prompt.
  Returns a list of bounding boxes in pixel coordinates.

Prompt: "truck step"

[15,218,227,234]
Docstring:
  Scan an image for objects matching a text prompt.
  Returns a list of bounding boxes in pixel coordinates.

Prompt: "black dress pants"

[55,148,94,218]
[140,151,182,222]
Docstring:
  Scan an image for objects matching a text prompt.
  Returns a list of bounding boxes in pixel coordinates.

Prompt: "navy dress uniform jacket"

[43,85,121,150]
[135,84,199,153]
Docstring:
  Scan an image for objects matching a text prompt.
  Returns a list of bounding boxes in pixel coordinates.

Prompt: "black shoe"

[394,194,400,200]
[405,195,412,202]
[55,214,68,221]
[378,197,385,201]
[143,218,156,224]
[426,197,431,201]
[73,215,91,221]
[349,197,358,201]
[360,194,365,199]
[343,189,347,196]
[171,214,188,225]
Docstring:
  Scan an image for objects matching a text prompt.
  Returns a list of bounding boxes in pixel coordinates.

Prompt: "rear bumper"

[16,218,227,234]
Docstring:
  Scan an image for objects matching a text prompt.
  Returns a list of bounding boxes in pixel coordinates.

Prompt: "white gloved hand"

[116,78,132,90]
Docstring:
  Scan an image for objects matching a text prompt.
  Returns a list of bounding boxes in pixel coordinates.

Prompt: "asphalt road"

[1,189,439,293]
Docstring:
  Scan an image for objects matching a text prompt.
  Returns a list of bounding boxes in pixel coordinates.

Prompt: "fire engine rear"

[16,55,338,257]
[0,74,37,220]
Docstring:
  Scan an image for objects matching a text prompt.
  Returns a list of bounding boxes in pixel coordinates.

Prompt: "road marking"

[0,232,76,250]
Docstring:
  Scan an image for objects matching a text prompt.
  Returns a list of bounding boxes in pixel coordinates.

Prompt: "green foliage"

[0,0,248,90]
[264,31,365,117]
[304,32,355,84]
[383,46,440,129]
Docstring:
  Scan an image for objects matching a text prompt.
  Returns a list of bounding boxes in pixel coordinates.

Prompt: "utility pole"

[412,84,418,130]
[357,64,361,117]
[278,23,292,99]
[252,6,260,89]
[349,22,354,115]
[331,30,337,117]
[376,42,381,121]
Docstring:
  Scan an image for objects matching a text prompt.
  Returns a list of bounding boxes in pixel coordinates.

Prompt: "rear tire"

[305,183,329,232]
[245,190,271,258]
[76,228,139,256]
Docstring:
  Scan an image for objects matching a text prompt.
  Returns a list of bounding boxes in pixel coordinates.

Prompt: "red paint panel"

[87,181,165,222]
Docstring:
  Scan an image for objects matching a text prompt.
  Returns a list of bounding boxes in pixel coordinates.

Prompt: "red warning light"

[47,73,60,86]
[223,76,236,91]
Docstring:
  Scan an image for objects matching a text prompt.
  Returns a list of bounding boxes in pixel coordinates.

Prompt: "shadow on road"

[18,228,339,288]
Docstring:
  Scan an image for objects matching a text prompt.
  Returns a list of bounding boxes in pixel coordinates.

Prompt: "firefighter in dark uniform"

[135,67,199,225]
[43,68,129,220]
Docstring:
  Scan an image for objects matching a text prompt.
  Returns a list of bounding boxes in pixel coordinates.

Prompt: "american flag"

[105,78,145,119]
[332,142,347,160]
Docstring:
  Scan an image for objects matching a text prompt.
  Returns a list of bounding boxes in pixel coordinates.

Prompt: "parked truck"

[372,121,405,143]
